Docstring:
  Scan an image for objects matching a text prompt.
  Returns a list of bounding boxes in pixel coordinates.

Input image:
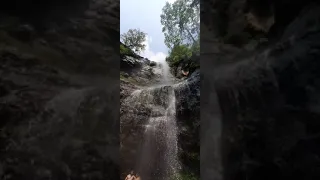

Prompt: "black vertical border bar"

[114,0,121,180]
[0,0,121,179]
[200,1,320,180]
[200,0,224,179]
[104,0,120,179]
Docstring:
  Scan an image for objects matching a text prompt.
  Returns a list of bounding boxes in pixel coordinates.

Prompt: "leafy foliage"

[160,0,199,49]
[120,43,135,56]
[166,44,193,67]
[120,29,147,53]
[160,0,200,69]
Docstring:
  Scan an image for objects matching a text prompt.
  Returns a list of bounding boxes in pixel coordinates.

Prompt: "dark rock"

[8,24,35,42]
[121,55,143,71]
[174,70,200,175]
[149,61,157,67]
[172,54,200,79]
[120,80,137,100]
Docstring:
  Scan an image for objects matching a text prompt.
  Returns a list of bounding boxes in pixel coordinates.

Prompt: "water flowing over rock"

[120,59,200,179]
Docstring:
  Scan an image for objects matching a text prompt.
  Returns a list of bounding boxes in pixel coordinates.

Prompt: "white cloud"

[140,35,167,63]
[167,0,177,4]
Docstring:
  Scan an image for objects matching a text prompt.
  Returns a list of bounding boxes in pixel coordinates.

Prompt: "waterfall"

[121,59,181,180]
[154,58,174,85]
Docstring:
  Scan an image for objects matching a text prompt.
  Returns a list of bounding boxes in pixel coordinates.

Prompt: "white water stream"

[123,58,181,180]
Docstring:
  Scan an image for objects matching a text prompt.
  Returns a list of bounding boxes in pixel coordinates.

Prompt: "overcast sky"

[120,0,176,62]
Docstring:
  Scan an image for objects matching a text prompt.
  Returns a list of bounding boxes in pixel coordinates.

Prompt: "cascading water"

[122,58,181,180]
[156,58,173,84]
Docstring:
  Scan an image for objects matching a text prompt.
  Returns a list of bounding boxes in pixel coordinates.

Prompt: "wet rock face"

[121,56,143,71]
[120,80,137,100]
[120,70,201,178]
[120,59,163,87]
[120,87,168,178]
[174,70,200,175]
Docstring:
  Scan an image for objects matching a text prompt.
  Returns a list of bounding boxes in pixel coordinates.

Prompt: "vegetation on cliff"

[120,29,147,53]
[120,42,137,57]
[160,0,200,77]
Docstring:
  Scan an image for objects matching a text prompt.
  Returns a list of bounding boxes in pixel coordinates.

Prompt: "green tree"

[160,0,200,49]
[161,0,200,72]
[166,44,193,67]
[120,29,147,53]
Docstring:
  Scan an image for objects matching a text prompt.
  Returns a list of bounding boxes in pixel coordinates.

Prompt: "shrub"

[120,43,135,56]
